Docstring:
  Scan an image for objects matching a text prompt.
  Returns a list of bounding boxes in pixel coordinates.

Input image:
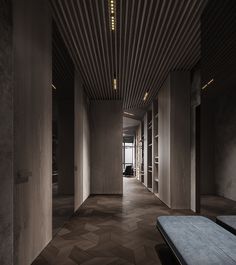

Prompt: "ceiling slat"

[51,0,207,109]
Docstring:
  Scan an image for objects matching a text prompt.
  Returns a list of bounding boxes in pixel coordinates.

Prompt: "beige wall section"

[13,0,52,264]
[74,72,90,210]
[90,100,123,194]
[158,72,191,209]
[82,95,90,201]
[158,76,171,207]
[170,72,191,209]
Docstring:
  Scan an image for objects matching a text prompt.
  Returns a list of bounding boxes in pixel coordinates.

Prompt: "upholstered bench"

[216,216,236,236]
[156,216,236,265]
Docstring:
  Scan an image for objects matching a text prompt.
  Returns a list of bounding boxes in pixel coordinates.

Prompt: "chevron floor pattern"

[32,178,236,265]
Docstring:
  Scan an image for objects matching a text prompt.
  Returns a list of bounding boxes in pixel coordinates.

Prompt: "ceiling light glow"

[113,78,117,90]
[143,91,149,101]
[124,112,135,116]
[207,79,214,85]
[202,78,214,90]
[109,0,116,31]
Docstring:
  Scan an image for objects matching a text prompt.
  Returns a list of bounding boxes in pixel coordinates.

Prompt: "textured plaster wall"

[13,0,52,264]
[214,86,236,201]
[90,100,123,195]
[0,0,13,264]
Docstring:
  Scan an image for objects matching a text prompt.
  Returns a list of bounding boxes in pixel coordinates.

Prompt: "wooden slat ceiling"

[52,20,74,89]
[50,0,207,110]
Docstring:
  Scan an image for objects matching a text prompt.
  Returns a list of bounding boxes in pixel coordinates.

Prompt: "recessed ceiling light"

[109,0,116,31]
[143,91,149,101]
[113,78,117,90]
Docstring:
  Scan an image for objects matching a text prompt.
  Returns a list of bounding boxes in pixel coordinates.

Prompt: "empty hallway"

[1,0,236,264]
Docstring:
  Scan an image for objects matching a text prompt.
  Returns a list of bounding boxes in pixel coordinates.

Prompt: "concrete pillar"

[0,1,13,264]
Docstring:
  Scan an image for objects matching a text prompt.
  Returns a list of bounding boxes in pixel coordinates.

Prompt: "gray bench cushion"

[156,216,236,265]
[216,216,236,236]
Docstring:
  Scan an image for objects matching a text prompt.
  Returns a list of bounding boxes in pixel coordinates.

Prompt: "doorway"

[52,21,75,235]
[122,136,135,177]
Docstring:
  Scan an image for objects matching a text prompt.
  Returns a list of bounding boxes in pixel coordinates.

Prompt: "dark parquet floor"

[53,182,74,236]
[53,194,74,236]
[32,178,236,265]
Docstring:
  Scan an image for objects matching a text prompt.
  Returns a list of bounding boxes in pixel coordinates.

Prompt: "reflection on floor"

[33,178,236,265]
[201,195,236,219]
[53,183,74,235]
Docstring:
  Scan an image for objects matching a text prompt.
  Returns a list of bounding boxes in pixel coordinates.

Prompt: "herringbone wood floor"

[32,178,236,265]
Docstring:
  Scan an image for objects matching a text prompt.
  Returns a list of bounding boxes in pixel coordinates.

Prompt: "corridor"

[33,178,191,265]
[2,1,236,264]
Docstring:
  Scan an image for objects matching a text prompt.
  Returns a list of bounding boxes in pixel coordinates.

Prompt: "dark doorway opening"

[52,21,75,235]
[122,136,135,177]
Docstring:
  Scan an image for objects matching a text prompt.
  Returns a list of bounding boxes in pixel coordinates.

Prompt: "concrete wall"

[200,90,236,200]
[200,98,216,195]
[74,72,90,210]
[0,1,13,264]
[170,71,191,209]
[13,0,52,264]
[90,100,123,194]
[200,0,236,201]
[214,87,236,201]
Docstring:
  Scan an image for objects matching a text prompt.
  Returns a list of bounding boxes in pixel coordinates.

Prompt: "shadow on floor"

[53,183,74,235]
[201,195,236,218]
[155,244,180,265]
[33,178,236,265]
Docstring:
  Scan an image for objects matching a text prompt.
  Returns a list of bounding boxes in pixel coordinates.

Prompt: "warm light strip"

[207,79,214,85]
[113,78,117,90]
[143,91,149,101]
[52,84,57,90]
[124,111,134,116]
[202,78,214,90]
[109,0,116,31]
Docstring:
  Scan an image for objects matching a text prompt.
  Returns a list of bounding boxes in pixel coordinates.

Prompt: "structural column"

[0,1,13,264]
